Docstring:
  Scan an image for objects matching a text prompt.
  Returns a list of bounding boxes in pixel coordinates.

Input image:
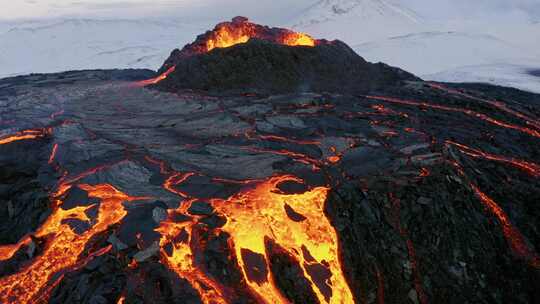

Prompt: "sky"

[0,0,311,24]
[1,0,539,23]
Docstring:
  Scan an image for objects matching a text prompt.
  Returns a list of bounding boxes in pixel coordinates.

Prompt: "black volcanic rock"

[154,39,418,95]
[1,68,539,304]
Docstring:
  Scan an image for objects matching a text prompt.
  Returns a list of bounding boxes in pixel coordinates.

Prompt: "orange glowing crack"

[137,66,176,86]
[0,184,150,303]
[470,184,540,268]
[243,146,321,169]
[245,132,321,146]
[327,155,341,163]
[210,175,354,304]
[164,172,196,198]
[0,129,49,145]
[447,140,540,177]
[48,143,59,164]
[365,95,540,138]
[428,83,540,130]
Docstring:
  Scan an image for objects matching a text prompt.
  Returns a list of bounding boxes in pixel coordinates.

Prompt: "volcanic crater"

[151,16,418,95]
[0,17,539,304]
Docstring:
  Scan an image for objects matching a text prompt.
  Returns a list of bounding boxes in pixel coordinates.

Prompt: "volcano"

[151,17,418,95]
[0,18,539,304]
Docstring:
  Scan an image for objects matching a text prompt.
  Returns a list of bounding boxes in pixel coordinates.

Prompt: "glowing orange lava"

[470,184,540,268]
[164,172,196,198]
[210,175,354,304]
[0,184,150,303]
[0,129,49,145]
[137,66,176,86]
[203,22,315,53]
[243,146,321,169]
[279,32,316,47]
[157,209,228,304]
[327,155,341,163]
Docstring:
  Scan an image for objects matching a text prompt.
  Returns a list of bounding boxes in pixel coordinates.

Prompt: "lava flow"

[470,184,540,268]
[210,175,354,304]
[0,129,50,145]
[365,95,540,138]
[0,184,150,303]
[157,202,227,304]
[137,66,176,86]
[428,83,540,130]
[446,140,540,177]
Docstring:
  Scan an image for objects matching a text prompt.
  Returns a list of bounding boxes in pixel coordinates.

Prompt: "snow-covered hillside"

[292,0,540,93]
[0,19,203,77]
[293,0,422,43]
[352,31,534,75]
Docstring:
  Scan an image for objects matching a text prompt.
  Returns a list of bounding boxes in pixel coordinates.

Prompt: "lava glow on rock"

[195,17,316,54]
[0,184,151,303]
[0,129,50,145]
[141,17,319,87]
[203,22,315,52]
[155,174,353,304]
[211,175,353,304]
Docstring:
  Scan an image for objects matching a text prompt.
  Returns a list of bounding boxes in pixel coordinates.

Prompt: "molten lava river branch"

[0,129,50,145]
[157,201,228,304]
[209,175,354,304]
[154,170,354,303]
[137,66,176,86]
[365,95,540,138]
[0,184,151,303]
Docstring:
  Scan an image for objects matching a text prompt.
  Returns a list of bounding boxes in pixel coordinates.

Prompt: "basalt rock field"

[0,17,539,304]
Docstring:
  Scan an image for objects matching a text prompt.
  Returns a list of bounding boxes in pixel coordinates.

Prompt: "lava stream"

[470,184,540,268]
[428,83,540,130]
[446,140,540,177]
[48,143,59,164]
[137,66,176,86]
[210,175,354,304]
[157,206,227,304]
[0,129,50,145]
[0,184,150,303]
[365,95,540,138]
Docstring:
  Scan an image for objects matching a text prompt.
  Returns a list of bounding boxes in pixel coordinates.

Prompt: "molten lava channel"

[155,174,354,304]
[210,175,353,304]
[0,184,151,303]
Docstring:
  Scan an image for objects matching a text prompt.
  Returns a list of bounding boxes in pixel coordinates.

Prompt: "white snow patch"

[424,63,540,94]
